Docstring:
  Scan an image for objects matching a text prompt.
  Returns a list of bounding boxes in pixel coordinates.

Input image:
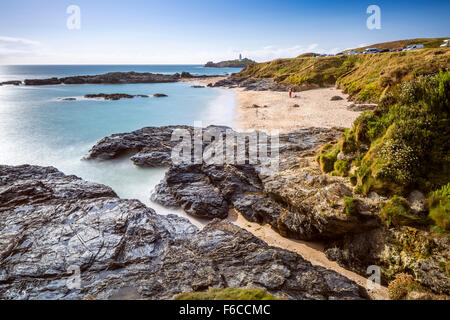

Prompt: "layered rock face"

[0,165,367,300]
[85,125,450,296]
[86,125,378,241]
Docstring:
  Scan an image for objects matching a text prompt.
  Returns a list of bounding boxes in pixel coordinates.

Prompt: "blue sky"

[0,0,449,64]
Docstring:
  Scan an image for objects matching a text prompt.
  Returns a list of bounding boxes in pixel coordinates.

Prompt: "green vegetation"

[313,71,449,233]
[380,196,419,227]
[239,48,449,103]
[428,183,450,231]
[388,273,423,300]
[333,160,350,177]
[316,143,340,173]
[344,197,358,216]
[174,288,280,300]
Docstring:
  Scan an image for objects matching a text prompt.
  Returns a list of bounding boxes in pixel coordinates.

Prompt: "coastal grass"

[239,48,450,103]
[174,288,280,300]
[313,71,449,233]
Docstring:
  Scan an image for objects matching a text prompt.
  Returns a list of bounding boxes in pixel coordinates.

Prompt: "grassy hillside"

[317,70,450,232]
[347,37,449,52]
[238,48,450,102]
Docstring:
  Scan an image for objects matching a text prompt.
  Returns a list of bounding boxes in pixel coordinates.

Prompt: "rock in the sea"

[0,80,22,86]
[84,93,138,101]
[24,72,180,86]
[153,93,168,98]
[0,164,367,300]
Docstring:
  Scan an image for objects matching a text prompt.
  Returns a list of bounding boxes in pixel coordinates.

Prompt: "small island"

[205,57,255,68]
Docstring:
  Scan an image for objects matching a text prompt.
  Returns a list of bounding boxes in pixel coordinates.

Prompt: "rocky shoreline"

[85,124,450,297]
[0,165,367,300]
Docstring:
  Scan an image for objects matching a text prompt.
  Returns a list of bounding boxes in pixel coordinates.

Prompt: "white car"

[403,44,424,51]
[441,40,450,47]
[363,48,378,54]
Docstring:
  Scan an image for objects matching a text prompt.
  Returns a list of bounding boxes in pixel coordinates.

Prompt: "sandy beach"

[234,87,361,133]
[183,77,361,133]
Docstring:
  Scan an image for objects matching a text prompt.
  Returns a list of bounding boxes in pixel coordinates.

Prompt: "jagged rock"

[24,72,180,86]
[0,165,367,300]
[88,125,376,239]
[324,227,450,295]
[213,76,289,92]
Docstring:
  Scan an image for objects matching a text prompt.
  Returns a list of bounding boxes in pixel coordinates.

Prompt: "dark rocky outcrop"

[212,76,290,92]
[84,93,149,101]
[0,164,367,300]
[153,93,168,98]
[23,72,180,86]
[86,125,380,240]
[0,81,21,86]
[330,96,344,101]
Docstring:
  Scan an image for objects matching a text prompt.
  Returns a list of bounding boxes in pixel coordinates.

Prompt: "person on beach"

[289,88,292,98]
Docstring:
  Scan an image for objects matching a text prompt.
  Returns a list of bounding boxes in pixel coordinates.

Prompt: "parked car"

[378,49,390,53]
[441,40,450,47]
[403,44,424,51]
[363,48,378,54]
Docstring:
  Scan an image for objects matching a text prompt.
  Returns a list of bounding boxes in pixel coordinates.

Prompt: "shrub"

[428,183,450,231]
[344,197,358,216]
[354,71,450,195]
[316,144,340,173]
[388,273,421,300]
[174,288,280,300]
[380,196,418,227]
[333,160,350,177]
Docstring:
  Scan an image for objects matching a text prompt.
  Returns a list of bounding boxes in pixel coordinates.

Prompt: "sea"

[0,65,242,224]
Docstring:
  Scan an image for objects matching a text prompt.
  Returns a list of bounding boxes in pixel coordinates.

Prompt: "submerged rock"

[84,93,149,101]
[0,164,367,300]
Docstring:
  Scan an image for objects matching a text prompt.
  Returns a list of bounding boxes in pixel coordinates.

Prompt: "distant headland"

[204,57,255,68]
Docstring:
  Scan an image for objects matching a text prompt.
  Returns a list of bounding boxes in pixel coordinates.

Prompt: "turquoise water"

[0,65,239,221]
